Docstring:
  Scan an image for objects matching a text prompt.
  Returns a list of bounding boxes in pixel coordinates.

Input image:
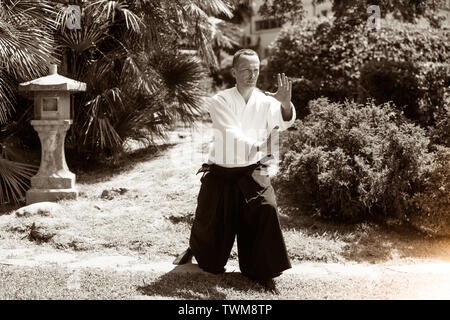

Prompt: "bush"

[358,59,422,120]
[430,108,450,147]
[266,17,450,123]
[359,61,450,127]
[408,146,450,236]
[288,78,320,119]
[274,98,432,223]
[418,63,450,128]
[261,19,341,117]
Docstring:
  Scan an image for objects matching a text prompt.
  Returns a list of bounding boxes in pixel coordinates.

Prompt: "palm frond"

[82,87,125,150]
[193,0,233,18]
[115,92,173,146]
[0,15,57,80]
[0,157,37,204]
[0,0,55,121]
[184,3,211,21]
[121,7,143,32]
[0,72,16,124]
[2,0,57,28]
[86,0,144,33]
[0,0,58,125]
[95,117,123,150]
[121,53,160,94]
[151,52,206,122]
[58,23,107,58]
[0,24,56,79]
[195,20,219,66]
[209,16,242,49]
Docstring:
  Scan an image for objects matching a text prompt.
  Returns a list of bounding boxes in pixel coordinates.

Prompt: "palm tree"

[0,0,57,122]
[0,0,57,204]
[55,0,235,160]
[0,0,236,203]
[210,16,243,67]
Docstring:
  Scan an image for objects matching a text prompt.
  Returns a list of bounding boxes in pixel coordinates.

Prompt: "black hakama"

[189,161,291,280]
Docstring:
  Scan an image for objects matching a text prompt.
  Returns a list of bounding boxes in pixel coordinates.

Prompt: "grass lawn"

[0,121,449,299]
[1,263,448,300]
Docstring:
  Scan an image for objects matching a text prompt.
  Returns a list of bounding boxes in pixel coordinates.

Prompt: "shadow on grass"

[71,143,176,185]
[137,264,262,300]
[278,205,450,264]
[0,203,21,216]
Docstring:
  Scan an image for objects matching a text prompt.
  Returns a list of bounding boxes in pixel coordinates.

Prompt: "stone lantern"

[19,65,86,205]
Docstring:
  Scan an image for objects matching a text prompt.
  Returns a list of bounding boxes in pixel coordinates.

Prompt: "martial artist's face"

[232,54,260,89]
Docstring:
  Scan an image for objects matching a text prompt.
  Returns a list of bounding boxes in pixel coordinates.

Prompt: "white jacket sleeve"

[267,98,296,132]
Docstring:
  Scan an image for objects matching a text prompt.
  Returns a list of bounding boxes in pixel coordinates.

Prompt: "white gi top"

[206,86,296,168]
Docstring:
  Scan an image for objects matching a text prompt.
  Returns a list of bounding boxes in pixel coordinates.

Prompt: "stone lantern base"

[26,119,78,205]
[26,188,78,205]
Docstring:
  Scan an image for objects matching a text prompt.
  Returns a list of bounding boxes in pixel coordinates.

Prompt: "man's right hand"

[249,126,279,160]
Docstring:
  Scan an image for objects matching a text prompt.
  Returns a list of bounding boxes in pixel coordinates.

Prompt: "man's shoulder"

[209,88,237,108]
[213,87,236,100]
[211,87,278,105]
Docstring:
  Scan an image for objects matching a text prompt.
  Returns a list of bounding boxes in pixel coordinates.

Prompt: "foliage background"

[265,10,450,234]
[273,98,450,235]
[264,17,450,123]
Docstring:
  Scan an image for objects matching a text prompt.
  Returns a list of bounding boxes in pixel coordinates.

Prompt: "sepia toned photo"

[0,0,449,308]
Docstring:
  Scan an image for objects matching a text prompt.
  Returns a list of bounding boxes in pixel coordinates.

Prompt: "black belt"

[196,154,274,176]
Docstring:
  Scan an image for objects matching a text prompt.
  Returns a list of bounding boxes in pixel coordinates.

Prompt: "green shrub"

[274,98,431,222]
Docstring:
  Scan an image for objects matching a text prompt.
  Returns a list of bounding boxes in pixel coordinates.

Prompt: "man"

[174,49,296,293]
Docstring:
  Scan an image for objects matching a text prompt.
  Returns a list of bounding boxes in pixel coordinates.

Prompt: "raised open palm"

[265,73,292,107]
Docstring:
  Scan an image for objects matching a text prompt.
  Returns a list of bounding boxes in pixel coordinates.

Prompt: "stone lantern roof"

[19,65,86,92]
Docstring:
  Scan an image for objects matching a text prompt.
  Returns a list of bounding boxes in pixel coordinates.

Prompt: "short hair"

[232,49,259,68]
